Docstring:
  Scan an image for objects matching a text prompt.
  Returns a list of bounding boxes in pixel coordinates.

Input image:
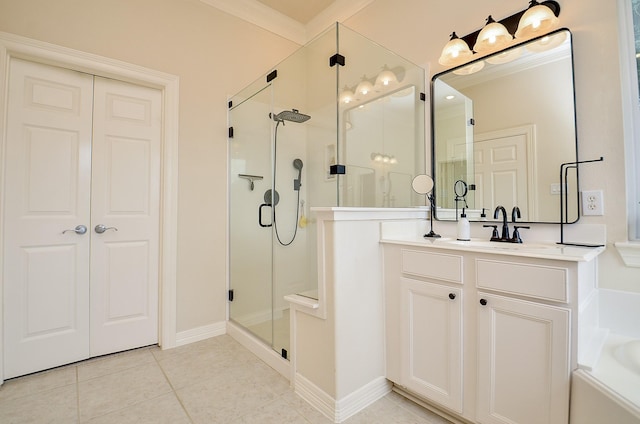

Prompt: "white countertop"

[380,235,605,262]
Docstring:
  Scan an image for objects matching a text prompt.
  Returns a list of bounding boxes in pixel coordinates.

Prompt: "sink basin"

[441,239,556,250]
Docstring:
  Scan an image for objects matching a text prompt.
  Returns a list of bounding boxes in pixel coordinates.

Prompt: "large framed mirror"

[431,28,578,223]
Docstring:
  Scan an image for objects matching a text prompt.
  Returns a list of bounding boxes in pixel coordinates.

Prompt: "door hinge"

[228,127,234,138]
[266,69,277,83]
[329,164,346,175]
[228,289,234,302]
[281,348,288,359]
[468,118,475,126]
[329,53,346,67]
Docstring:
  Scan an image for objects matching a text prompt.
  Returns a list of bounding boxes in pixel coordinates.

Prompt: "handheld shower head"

[293,158,303,191]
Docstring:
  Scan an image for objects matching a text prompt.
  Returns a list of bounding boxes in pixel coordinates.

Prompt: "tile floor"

[0,335,452,424]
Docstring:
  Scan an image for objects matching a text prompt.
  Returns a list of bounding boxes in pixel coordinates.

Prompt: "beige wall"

[0,0,300,332]
[345,0,640,292]
[1,0,637,338]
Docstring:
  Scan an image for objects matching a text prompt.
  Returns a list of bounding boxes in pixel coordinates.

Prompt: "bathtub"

[572,289,640,423]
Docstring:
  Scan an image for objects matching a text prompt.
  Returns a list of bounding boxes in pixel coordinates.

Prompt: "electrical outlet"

[550,183,561,195]
[582,190,604,216]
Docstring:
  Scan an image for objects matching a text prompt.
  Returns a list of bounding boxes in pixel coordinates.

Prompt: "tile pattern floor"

[0,335,453,424]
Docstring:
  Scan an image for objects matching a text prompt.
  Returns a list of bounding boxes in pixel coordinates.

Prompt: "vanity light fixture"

[356,76,374,97]
[437,1,560,68]
[525,30,567,52]
[515,0,560,39]
[452,60,485,75]
[375,66,398,88]
[370,152,397,164]
[486,47,523,64]
[438,32,473,67]
[339,67,403,106]
[473,16,513,54]
[339,86,354,104]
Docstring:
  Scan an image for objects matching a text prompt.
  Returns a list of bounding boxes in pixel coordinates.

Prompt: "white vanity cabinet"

[382,238,601,424]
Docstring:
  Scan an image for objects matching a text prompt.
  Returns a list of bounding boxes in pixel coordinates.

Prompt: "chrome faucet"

[494,206,509,241]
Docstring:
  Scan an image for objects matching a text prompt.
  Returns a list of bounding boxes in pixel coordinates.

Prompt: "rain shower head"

[272,109,311,123]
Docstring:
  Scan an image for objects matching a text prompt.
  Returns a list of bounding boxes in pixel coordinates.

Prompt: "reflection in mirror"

[343,85,426,207]
[432,29,578,223]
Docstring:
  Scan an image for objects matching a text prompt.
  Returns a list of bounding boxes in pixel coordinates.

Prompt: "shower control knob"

[449,293,456,300]
[480,298,488,306]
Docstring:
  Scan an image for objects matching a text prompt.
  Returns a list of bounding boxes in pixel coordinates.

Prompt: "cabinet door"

[401,277,463,413]
[476,293,570,424]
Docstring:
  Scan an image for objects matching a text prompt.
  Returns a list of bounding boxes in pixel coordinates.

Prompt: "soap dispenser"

[457,208,470,241]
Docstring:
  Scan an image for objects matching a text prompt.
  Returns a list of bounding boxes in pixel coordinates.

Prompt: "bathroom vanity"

[381,231,604,424]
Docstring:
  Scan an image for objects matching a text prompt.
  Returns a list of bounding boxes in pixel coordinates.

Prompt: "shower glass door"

[229,83,276,349]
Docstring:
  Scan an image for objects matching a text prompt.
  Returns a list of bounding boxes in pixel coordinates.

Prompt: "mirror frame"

[430,28,579,224]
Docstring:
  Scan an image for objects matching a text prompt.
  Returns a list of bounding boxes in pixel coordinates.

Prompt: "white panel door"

[89,77,161,356]
[3,58,94,379]
[474,133,530,219]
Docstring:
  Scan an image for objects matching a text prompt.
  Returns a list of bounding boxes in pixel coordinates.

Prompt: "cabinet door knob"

[449,293,456,300]
[479,298,487,306]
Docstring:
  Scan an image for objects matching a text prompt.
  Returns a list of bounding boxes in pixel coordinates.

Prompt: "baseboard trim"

[295,373,391,423]
[175,321,226,346]
[226,320,290,379]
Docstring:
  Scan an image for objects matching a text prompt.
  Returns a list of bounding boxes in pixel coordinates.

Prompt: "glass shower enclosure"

[228,23,426,357]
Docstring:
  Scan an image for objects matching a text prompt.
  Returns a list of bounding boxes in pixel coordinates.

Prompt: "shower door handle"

[259,203,272,227]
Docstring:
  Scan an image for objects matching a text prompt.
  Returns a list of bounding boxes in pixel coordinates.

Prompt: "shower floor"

[247,308,290,355]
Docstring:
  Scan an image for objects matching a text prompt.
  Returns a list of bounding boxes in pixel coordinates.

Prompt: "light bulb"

[473,16,512,54]
[515,1,559,40]
[439,32,473,67]
[340,86,354,104]
[356,78,374,96]
[375,69,398,88]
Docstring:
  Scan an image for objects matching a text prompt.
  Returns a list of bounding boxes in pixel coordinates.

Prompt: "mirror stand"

[425,193,441,238]
[412,174,441,238]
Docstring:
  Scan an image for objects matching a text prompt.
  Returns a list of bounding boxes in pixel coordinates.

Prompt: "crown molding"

[200,0,374,45]
[306,0,375,41]
[200,0,306,44]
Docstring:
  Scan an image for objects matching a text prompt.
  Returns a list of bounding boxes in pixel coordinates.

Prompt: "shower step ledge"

[285,294,320,310]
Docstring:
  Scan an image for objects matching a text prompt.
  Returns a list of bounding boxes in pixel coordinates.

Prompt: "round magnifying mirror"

[454,179,468,198]
[411,174,434,195]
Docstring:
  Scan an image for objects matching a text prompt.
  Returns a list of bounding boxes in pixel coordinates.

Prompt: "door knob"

[62,225,88,235]
[94,224,118,234]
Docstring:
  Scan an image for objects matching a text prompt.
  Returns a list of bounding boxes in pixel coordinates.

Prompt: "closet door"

[89,77,161,355]
[3,58,94,379]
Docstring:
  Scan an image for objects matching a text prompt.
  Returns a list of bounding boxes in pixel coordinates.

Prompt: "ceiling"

[256,0,337,24]
[200,0,374,44]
